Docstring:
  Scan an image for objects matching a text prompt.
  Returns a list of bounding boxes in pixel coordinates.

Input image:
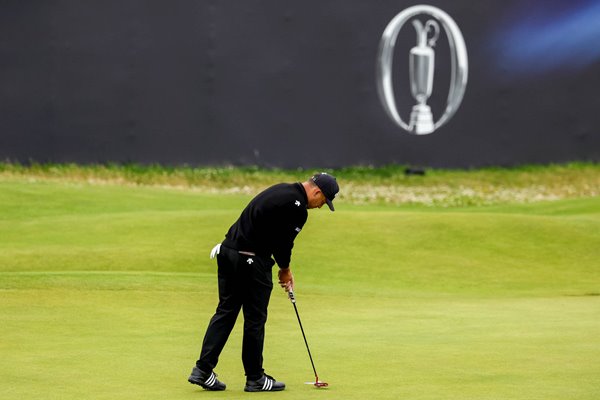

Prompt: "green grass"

[2,161,599,206]
[1,170,599,399]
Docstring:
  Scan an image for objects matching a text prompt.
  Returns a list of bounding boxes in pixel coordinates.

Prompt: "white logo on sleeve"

[294,200,301,207]
[246,258,254,264]
[295,227,302,233]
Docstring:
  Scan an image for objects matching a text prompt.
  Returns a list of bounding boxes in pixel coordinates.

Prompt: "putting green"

[1,179,599,399]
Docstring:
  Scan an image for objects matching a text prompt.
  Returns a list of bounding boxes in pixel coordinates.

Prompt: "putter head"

[304,380,328,388]
[314,381,329,388]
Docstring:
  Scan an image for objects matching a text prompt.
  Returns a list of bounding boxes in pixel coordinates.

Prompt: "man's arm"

[272,204,307,271]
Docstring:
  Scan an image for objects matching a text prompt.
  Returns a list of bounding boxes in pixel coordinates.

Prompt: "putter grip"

[288,290,296,303]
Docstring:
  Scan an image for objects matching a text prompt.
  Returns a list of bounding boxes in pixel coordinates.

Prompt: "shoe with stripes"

[244,374,285,392]
[188,367,226,391]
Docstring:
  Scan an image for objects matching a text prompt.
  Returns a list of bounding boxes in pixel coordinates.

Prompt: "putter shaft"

[288,291,320,381]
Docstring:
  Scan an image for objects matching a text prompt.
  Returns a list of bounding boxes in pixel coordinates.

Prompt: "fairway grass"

[1,177,599,399]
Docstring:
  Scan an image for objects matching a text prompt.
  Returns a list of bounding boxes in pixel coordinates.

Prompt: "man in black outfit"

[188,173,339,392]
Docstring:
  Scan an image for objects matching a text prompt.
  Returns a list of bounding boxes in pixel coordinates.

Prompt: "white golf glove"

[210,243,221,259]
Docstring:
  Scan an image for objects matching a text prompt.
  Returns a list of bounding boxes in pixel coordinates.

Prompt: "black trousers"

[196,245,274,380]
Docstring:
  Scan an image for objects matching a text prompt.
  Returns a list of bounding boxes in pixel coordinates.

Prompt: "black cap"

[311,172,339,211]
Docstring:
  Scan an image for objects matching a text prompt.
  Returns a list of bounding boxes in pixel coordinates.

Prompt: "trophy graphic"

[409,19,440,134]
[376,5,468,135]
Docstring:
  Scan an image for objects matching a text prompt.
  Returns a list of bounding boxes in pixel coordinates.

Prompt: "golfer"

[188,173,339,392]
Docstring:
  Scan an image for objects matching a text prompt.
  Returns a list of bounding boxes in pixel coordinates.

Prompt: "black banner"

[1,1,598,168]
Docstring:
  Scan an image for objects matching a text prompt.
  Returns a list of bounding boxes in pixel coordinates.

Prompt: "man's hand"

[278,267,294,292]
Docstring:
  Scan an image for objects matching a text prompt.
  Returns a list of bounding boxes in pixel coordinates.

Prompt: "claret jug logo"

[376,5,468,135]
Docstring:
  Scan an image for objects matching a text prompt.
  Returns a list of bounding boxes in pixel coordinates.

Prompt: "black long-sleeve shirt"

[222,183,308,268]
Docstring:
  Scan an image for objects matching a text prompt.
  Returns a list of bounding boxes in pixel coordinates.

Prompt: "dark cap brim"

[325,198,335,211]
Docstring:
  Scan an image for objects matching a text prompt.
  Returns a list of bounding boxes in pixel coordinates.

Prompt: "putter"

[288,290,329,388]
